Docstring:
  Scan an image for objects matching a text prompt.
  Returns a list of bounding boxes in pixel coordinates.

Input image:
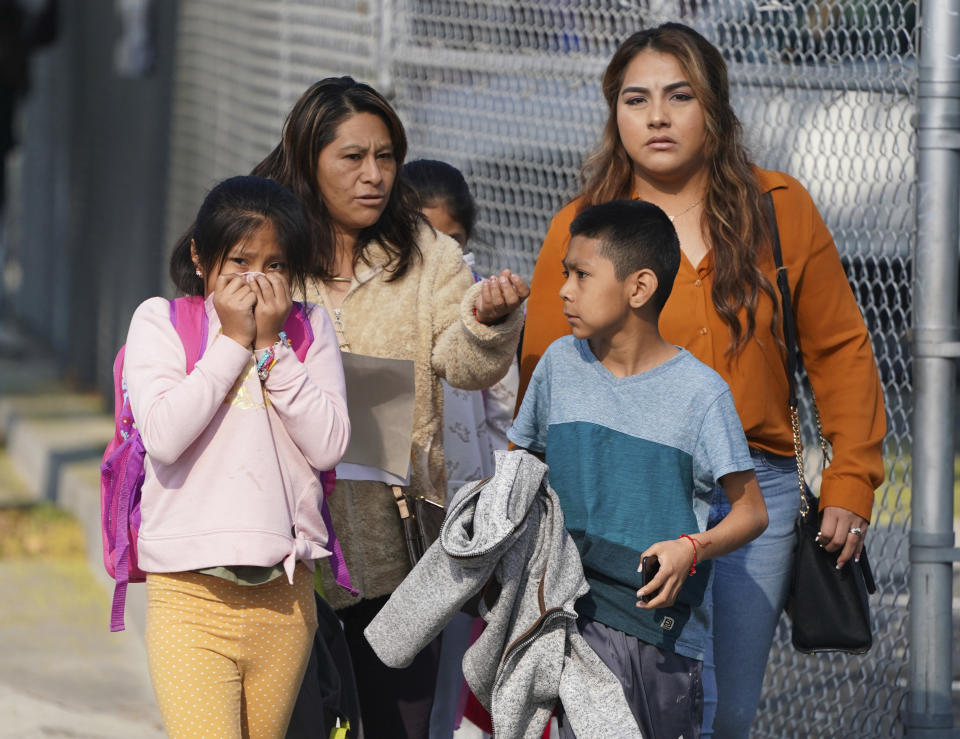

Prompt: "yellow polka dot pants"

[145,563,317,739]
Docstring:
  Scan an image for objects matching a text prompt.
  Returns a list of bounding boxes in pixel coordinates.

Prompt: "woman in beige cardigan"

[252,77,526,739]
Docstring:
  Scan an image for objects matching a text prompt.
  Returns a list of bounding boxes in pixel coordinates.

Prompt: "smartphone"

[639,555,661,603]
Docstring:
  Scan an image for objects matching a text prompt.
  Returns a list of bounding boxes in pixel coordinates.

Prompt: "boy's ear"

[628,268,659,310]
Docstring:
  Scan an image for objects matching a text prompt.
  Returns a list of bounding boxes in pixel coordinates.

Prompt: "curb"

[0,392,147,636]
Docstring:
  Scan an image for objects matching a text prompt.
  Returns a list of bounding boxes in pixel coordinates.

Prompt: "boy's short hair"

[569,199,681,312]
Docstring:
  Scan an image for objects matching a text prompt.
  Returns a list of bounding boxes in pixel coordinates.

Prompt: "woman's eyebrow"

[336,142,393,153]
[620,80,692,96]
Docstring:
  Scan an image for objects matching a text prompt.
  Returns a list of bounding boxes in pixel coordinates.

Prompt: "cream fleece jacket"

[309,226,523,608]
[124,295,350,580]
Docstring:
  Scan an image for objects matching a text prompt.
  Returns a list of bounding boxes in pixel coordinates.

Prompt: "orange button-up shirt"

[518,169,886,521]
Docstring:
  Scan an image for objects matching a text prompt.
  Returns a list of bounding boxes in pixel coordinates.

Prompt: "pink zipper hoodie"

[123,295,350,582]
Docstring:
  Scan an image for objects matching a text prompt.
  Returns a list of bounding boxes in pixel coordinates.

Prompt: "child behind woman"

[403,159,518,479]
[122,175,350,738]
[402,159,518,739]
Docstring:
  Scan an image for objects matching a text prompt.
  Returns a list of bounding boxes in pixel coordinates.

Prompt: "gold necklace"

[326,276,352,283]
[317,282,351,351]
[668,198,703,223]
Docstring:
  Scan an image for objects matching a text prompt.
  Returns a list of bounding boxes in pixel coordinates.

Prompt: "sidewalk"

[0,321,163,738]
[0,557,164,738]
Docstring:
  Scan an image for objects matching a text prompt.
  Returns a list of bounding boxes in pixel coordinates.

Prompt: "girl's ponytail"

[169,222,203,296]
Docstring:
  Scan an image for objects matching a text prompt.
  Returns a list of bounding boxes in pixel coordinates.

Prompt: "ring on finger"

[848,527,863,537]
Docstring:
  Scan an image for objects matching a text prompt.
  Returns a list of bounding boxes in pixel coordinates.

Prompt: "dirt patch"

[0,504,86,558]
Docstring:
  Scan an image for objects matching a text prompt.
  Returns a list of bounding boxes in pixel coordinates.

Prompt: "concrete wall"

[9,0,178,396]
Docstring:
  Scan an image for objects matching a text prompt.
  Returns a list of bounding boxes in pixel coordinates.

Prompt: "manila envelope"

[338,352,415,480]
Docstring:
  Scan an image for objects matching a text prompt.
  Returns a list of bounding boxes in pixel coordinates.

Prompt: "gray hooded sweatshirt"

[364,450,642,738]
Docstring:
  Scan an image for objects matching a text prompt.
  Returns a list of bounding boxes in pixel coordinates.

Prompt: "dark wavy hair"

[169,175,311,298]
[402,159,477,241]
[251,76,423,281]
[579,22,779,355]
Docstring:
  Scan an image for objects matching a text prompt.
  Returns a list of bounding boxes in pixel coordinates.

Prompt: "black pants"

[287,593,362,739]
[339,595,442,739]
[557,617,703,739]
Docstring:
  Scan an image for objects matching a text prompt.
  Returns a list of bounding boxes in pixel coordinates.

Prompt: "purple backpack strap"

[284,302,314,362]
[169,296,209,371]
[285,307,355,594]
[322,495,357,595]
[108,433,145,632]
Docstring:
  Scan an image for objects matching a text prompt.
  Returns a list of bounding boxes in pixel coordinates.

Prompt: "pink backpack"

[100,296,353,631]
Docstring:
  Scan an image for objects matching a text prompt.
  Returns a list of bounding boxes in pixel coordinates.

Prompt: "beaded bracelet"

[256,331,290,382]
[256,348,277,381]
[679,534,699,576]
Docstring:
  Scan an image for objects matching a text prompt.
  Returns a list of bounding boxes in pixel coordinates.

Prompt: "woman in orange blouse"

[519,23,885,738]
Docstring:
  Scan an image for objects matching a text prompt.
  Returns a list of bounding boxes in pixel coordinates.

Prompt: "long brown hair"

[251,76,423,280]
[580,23,779,355]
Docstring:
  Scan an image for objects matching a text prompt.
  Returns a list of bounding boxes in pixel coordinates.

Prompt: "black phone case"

[640,555,661,603]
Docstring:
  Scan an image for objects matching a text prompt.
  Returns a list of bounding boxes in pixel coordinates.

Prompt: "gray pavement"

[0,322,163,738]
[0,559,163,738]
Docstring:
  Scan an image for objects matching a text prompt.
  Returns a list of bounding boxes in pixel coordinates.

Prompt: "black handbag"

[764,193,877,654]
[790,488,877,653]
[392,485,446,566]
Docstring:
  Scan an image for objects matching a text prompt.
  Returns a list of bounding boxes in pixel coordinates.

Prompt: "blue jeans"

[429,611,474,739]
[701,448,800,738]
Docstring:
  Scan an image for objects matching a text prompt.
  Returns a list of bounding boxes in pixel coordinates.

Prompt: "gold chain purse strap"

[764,193,830,520]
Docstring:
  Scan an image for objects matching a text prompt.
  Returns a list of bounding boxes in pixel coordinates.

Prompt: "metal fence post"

[910,0,960,735]
[377,0,395,98]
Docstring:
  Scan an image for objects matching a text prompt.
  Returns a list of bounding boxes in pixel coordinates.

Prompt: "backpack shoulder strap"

[169,296,209,372]
[283,301,314,362]
[280,305,353,592]
[110,347,128,428]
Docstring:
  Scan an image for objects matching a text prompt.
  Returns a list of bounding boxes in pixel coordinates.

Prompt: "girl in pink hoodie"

[123,175,350,739]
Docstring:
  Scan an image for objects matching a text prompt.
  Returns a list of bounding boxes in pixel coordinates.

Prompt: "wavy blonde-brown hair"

[580,22,778,355]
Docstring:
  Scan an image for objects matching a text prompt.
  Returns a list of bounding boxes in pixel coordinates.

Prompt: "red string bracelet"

[473,303,499,327]
[679,534,699,575]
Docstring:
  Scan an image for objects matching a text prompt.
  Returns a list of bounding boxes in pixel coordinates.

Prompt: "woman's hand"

[818,506,868,568]
[250,273,293,349]
[635,538,695,609]
[213,274,257,348]
[474,269,530,325]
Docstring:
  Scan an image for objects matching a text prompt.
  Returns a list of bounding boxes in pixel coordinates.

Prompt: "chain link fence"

[166,1,918,735]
